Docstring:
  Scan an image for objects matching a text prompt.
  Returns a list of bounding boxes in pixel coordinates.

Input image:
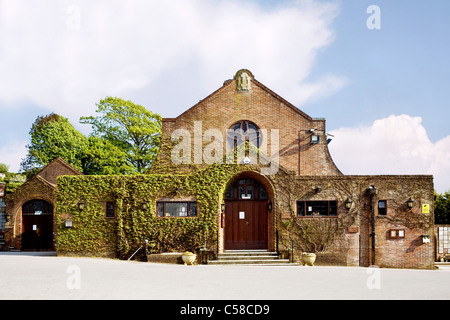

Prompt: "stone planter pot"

[302,252,316,266]
[181,252,197,265]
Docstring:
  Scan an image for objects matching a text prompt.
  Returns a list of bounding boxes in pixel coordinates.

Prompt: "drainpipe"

[366,185,377,266]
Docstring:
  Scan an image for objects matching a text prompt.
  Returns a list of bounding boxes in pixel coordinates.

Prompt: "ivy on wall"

[55,139,434,267]
[56,163,242,258]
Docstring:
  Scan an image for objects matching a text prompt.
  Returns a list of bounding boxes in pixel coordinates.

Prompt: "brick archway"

[222,171,275,251]
[21,199,54,251]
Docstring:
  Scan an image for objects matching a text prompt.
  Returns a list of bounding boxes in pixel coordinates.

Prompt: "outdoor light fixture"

[65,220,73,228]
[268,200,272,212]
[345,198,352,210]
[221,202,225,213]
[407,197,414,209]
[315,187,321,194]
[422,235,430,244]
[77,202,86,210]
[311,134,320,144]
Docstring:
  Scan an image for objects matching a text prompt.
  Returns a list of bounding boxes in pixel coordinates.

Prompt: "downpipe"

[366,185,377,266]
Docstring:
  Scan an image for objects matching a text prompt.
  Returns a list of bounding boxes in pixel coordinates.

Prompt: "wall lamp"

[345,198,352,210]
[311,134,320,144]
[64,220,73,228]
[268,200,273,212]
[221,202,225,213]
[77,202,86,210]
[407,198,414,209]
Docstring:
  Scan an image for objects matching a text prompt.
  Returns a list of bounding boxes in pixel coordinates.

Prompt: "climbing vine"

[56,163,242,259]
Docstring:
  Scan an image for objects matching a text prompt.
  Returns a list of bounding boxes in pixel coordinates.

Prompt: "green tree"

[0,163,9,174]
[80,97,162,173]
[81,136,135,175]
[435,191,450,224]
[21,113,88,174]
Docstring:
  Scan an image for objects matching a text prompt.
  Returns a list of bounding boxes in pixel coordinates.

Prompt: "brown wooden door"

[224,200,268,250]
[22,214,53,250]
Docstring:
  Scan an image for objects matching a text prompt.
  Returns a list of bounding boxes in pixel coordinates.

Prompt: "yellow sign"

[422,204,430,213]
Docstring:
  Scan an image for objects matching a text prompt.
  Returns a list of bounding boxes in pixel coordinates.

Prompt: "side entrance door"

[22,214,53,250]
[21,200,54,251]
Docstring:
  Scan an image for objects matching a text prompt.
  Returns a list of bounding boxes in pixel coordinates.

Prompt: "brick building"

[55,69,435,269]
[3,158,82,251]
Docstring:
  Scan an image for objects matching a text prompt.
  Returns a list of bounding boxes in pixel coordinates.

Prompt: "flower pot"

[181,252,196,265]
[302,252,316,266]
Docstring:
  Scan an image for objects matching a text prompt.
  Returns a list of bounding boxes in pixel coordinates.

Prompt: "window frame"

[156,201,197,218]
[226,120,262,150]
[105,201,115,218]
[22,199,54,215]
[225,179,268,201]
[297,200,338,217]
[378,200,387,215]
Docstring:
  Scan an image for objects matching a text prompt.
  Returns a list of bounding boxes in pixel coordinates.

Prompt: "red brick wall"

[4,158,81,250]
[161,70,342,176]
[37,157,82,185]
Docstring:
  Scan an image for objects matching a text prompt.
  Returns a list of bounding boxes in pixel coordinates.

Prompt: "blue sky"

[0,0,449,192]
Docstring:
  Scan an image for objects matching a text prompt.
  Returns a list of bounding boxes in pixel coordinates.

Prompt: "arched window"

[22,200,53,215]
[225,178,268,200]
[226,120,262,150]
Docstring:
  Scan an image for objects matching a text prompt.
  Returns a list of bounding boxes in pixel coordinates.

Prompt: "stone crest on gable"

[235,69,253,91]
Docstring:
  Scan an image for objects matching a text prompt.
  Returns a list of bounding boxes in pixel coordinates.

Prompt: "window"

[106,202,115,218]
[22,200,53,215]
[0,199,5,231]
[226,120,262,150]
[297,201,337,217]
[378,200,387,215]
[157,202,197,217]
[438,227,450,254]
[225,179,268,200]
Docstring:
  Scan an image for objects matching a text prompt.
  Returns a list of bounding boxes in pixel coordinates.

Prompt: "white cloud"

[0,0,345,123]
[0,140,27,173]
[328,114,450,193]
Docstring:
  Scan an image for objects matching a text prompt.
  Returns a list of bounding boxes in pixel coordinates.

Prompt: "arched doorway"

[224,175,271,250]
[21,199,54,250]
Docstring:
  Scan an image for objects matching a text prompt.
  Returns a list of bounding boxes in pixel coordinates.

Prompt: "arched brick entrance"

[21,199,54,251]
[223,172,274,250]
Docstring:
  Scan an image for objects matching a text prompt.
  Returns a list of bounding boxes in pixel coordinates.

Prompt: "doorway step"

[207,250,297,266]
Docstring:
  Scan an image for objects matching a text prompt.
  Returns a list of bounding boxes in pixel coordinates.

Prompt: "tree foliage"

[80,97,162,173]
[435,191,450,224]
[81,136,135,175]
[0,163,9,174]
[20,113,88,174]
[20,97,162,176]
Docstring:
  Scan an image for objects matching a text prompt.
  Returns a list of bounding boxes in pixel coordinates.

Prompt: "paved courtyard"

[0,252,449,300]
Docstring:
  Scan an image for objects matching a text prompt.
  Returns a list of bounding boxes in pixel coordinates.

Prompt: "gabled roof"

[163,69,312,122]
[33,157,83,187]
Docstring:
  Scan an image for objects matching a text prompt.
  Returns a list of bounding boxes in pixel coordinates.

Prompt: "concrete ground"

[0,252,449,300]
